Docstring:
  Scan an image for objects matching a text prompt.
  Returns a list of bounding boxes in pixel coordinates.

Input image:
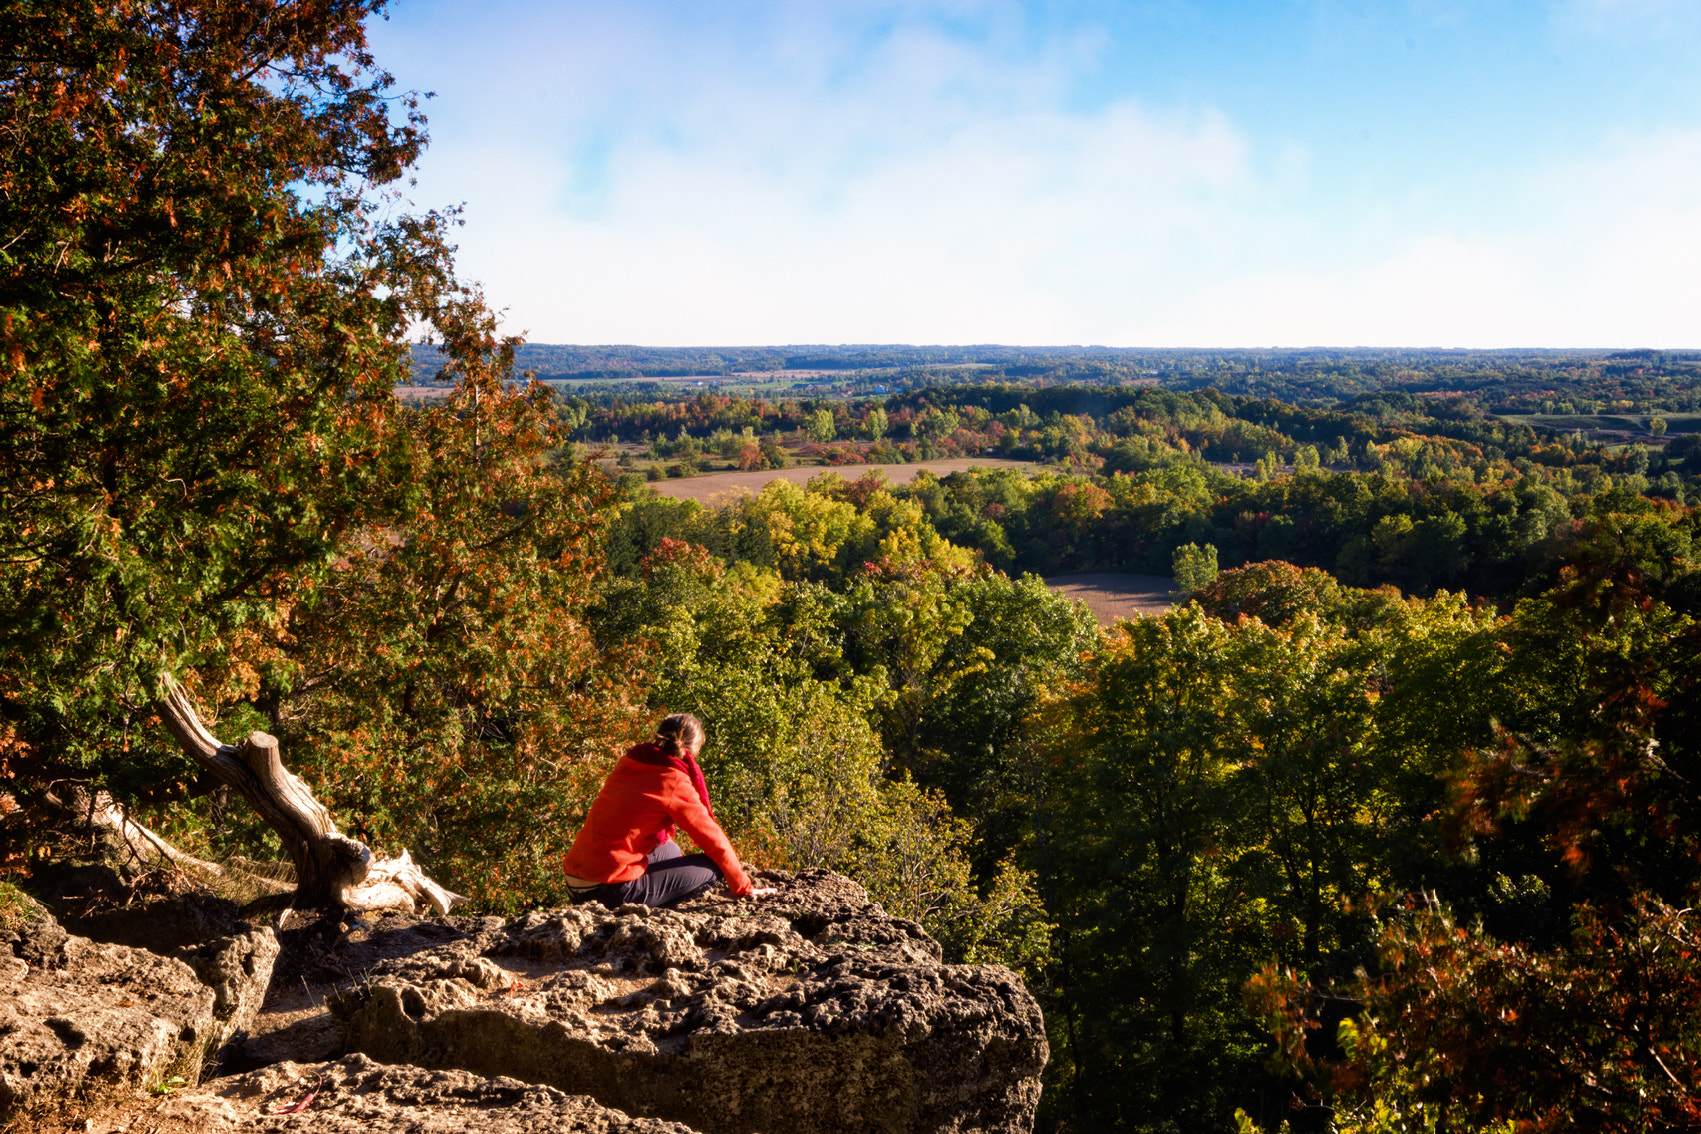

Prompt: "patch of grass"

[0,880,46,930]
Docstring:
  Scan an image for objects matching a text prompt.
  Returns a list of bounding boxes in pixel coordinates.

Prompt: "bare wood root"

[88,794,288,893]
[344,848,462,916]
[154,677,464,915]
[38,784,291,900]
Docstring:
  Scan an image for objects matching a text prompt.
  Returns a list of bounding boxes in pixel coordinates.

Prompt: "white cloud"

[1157,128,1701,347]
[381,2,1701,347]
[446,98,1263,344]
[410,6,1275,344]
[1560,0,1700,29]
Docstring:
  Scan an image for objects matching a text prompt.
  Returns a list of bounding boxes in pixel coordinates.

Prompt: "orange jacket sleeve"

[659,771,753,896]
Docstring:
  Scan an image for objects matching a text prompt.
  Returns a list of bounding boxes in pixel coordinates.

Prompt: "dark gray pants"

[570,839,724,909]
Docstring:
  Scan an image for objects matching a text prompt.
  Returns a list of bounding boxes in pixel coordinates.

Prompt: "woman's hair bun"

[655,712,705,756]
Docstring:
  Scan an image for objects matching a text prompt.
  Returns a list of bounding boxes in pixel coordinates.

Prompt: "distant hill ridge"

[408,342,1668,383]
[405,343,1701,413]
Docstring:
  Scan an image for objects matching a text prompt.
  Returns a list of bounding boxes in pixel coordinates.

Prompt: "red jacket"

[563,751,753,896]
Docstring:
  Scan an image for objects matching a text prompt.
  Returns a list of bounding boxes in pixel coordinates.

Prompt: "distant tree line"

[410,343,1701,416]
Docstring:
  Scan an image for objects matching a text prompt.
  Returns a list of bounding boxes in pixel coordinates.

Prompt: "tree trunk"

[155,676,463,915]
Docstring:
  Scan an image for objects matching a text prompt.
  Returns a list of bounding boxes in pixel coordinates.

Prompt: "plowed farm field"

[647,458,1035,502]
[1044,573,1176,624]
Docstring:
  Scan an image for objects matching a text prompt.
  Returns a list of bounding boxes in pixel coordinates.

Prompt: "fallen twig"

[270,1075,323,1114]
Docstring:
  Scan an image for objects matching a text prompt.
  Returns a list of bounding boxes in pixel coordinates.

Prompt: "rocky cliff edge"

[330,870,1047,1134]
[4,870,1047,1134]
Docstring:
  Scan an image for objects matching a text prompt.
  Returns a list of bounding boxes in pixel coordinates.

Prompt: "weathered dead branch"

[154,676,463,915]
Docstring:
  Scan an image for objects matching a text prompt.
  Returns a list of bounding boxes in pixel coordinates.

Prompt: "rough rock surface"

[332,870,1047,1134]
[0,895,70,969]
[43,890,280,1058]
[142,1053,701,1133]
[0,910,218,1118]
[174,923,280,1049]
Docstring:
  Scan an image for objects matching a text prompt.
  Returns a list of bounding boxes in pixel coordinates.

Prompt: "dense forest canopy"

[4,5,1699,1133]
[548,376,1699,609]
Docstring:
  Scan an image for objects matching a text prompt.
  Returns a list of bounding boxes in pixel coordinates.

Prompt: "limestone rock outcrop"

[173,922,280,1049]
[0,893,280,1121]
[331,870,1047,1134]
[146,1053,701,1133]
[6,869,1045,1132]
[0,908,217,1118]
[49,890,280,1057]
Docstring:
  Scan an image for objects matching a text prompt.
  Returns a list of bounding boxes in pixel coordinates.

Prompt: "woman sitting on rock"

[562,713,776,908]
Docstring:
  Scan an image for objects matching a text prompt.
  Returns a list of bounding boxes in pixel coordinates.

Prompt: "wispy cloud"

[375,1,1701,346]
[1558,0,1701,39]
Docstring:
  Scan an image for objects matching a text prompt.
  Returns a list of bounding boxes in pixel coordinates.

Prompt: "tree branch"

[154,675,463,914]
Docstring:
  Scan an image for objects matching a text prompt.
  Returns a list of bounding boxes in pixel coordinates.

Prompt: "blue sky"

[369,1,1701,347]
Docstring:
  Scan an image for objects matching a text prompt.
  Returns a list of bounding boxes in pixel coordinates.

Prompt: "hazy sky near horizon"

[370,1,1701,348]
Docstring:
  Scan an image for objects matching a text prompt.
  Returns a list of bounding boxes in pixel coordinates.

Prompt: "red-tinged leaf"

[271,1076,322,1114]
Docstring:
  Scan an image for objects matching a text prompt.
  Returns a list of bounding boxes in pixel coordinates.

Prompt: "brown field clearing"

[647,458,1036,502]
[1045,573,1176,624]
[393,385,454,400]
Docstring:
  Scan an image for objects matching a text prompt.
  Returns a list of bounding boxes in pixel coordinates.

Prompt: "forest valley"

[3,3,1700,1133]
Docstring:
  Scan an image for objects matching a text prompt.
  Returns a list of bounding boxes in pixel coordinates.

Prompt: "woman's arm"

[659,773,754,896]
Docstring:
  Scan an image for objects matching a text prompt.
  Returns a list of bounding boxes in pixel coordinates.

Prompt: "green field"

[1497,412,1701,435]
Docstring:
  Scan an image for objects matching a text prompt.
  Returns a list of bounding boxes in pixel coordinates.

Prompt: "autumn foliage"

[0,0,639,909]
[6,5,1701,1132]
